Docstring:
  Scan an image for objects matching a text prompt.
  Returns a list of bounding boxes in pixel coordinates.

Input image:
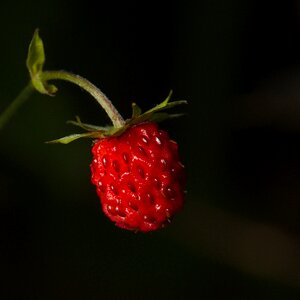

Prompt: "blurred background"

[0,0,300,299]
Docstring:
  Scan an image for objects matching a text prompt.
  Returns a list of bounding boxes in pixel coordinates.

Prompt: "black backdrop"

[1,0,300,299]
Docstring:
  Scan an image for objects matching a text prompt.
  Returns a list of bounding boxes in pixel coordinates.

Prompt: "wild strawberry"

[90,122,185,232]
[4,30,187,233]
[49,91,187,232]
[48,92,187,233]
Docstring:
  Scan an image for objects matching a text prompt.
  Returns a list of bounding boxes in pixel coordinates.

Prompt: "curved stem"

[42,71,125,128]
[0,82,35,130]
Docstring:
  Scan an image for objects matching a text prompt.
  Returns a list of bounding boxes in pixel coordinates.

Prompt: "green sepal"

[46,131,103,144]
[49,91,187,144]
[106,91,187,137]
[26,29,57,96]
[127,90,187,126]
[146,89,174,113]
[147,112,186,123]
[67,116,113,132]
[131,103,142,118]
[131,100,187,124]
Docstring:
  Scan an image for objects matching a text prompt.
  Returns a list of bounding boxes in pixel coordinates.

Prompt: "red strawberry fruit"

[48,93,186,232]
[49,92,187,232]
[90,122,185,232]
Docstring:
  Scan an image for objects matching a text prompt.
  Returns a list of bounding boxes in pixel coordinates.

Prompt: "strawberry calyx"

[47,91,187,144]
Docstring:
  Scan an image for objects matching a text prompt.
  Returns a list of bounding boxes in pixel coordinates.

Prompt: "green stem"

[42,71,125,128]
[0,70,125,131]
[0,82,35,130]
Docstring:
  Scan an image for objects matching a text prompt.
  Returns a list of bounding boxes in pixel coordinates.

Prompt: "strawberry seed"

[122,152,129,164]
[102,155,108,167]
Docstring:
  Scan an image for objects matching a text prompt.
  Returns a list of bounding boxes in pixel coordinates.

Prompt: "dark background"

[1,0,300,299]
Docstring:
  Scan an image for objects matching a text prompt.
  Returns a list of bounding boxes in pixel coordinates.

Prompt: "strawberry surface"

[90,122,185,232]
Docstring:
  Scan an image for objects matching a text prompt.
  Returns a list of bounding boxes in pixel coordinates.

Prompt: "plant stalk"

[0,82,34,130]
[0,70,126,131]
[42,71,125,128]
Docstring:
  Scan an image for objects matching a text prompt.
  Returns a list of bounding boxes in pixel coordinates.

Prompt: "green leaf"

[46,132,102,144]
[26,29,57,95]
[26,29,45,77]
